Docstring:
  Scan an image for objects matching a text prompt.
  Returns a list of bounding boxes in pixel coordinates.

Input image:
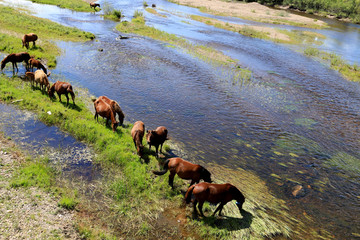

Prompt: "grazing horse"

[90,2,100,9]
[146,126,168,157]
[25,72,35,86]
[131,121,145,158]
[48,81,76,106]
[22,33,38,49]
[153,157,212,189]
[185,182,245,217]
[93,98,119,132]
[34,70,50,91]
[29,58,47,74]
[1,52,30,73]
[98,96,125,126]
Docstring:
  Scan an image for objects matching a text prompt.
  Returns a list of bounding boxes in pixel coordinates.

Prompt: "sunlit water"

[1,0,360,238]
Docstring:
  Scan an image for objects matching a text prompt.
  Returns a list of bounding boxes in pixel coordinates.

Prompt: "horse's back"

[131,121,145,138]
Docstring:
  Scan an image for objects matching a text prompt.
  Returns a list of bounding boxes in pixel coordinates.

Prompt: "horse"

[185,182,245,217]
[25,72,35,86]
[93,98,119,132]
[146,126,168,157]
[90,2,100,9]
[97,96,125,126]
[152,157,212,189]
[29,58,47,74]
[34,70,50,91]
[22,33,38,49]
[131,121,145,158]
[48,81,75,106]
[1,52,30,73]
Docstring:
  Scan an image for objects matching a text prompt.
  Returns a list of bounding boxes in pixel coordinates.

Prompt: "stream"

[0,0,359,238]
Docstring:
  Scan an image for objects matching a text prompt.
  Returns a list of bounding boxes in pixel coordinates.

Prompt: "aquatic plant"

[133,10,144,18]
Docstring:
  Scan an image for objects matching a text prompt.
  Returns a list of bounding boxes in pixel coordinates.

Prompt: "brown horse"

[153,157,212,189]
[131,121,145,158]
[94,98,118,132]
[34,70,50,92]
[98,96,125,126]
[48,81,75,106]
[1,52,30,73]
[25,72,35,86]
[146,126,168,157]
[90,2,100,9]
[185,182,245,217]
[22,33,38,49]
[29,58,47,74]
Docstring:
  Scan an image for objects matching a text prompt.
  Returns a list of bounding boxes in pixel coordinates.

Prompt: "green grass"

[30,0,92,12]
[0,7,94,67]
[58,194,78,210]
[304,47,360,82]
[10,157,53,189]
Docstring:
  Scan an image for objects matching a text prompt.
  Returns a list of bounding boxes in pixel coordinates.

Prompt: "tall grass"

[102,1,124,20]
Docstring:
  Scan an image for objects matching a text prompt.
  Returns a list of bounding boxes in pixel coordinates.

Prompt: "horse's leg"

[189,180,195,187]
[213,203,224,216]
[193,199,198,215]
[168,172,175,189]
[198,201,205,217]
[65,93,69,106]
[94,112,98,121]
[155,145,159,157]
[57,93,62,102]
[160,143,163,153]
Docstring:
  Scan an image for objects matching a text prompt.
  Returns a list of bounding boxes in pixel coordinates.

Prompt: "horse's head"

[48,84,55,98]
[112,121,119,132]
[1,59,5,71]
[232,186,245,212]
[200,167,212,183]
[146,130,155,144]
[137,144,144,158]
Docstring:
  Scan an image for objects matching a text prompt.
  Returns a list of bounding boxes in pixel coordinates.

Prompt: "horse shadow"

[194,209,253,231]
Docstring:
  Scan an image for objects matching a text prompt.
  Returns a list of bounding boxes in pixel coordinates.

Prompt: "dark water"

[1,0,360,238]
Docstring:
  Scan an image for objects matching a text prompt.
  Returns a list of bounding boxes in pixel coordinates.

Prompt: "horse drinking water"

[22,33,38,49]
[185,182,245,217]
[1,52,30,73]
[153,157,212,189]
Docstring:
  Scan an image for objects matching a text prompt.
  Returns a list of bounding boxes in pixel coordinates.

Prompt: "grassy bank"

[0,6,94,67]
[190,14,325,45]
[304,47,360,82]
[30,0,92,12]
[0,74,334,239]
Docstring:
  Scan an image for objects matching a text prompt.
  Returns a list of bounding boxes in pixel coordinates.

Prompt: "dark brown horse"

[185,182,245,217]
[1,52,30,73]
[29,58,47,74]
[153,157,212,189]
[131,121,145,158]
[90,2,100,9]
[48,81,75,106]
[98,96,125,126]
[146,126,168,157]
[22,33,38,49]
[93,98,118,132]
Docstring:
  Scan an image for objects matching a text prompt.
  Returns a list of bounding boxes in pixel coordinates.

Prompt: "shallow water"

[1,0,360,238]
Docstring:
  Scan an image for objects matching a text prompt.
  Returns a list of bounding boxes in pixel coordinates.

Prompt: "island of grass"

[0,7,95,68]
[30,0,93,12]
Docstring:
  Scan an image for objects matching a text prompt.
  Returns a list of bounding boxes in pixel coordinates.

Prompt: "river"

[0,0,359,239]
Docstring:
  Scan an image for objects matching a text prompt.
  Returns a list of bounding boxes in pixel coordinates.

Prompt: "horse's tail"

[152,159,170,175]
[185,185,195,204]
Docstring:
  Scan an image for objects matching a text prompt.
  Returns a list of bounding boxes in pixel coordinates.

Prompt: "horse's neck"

[134,131,143,146]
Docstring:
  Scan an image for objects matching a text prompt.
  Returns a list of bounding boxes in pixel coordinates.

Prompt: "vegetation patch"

[304,47,360,82]
[326,152,360,177]
[0,6,94,67]
[30,0,92,12]
[102,2,124,21]
[145,7,167,18]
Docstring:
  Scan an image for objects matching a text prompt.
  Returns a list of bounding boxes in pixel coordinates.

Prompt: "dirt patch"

[0,136,80,239]
[172,0,326,28]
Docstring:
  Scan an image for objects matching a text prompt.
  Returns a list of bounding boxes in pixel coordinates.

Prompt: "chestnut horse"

[1,52,30,73]
[94,98,118,132]
[185,182,245,217]
[90,2,100,9]
[22,33,38,49]
[146,126,168,157]
[29,58,47,74]
[153,157,212,189]
[48,81,75,106]
[98,96,125,126]
[131,121,145,158]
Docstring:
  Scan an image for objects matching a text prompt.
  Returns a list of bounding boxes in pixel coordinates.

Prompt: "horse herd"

[0,33,246,218]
